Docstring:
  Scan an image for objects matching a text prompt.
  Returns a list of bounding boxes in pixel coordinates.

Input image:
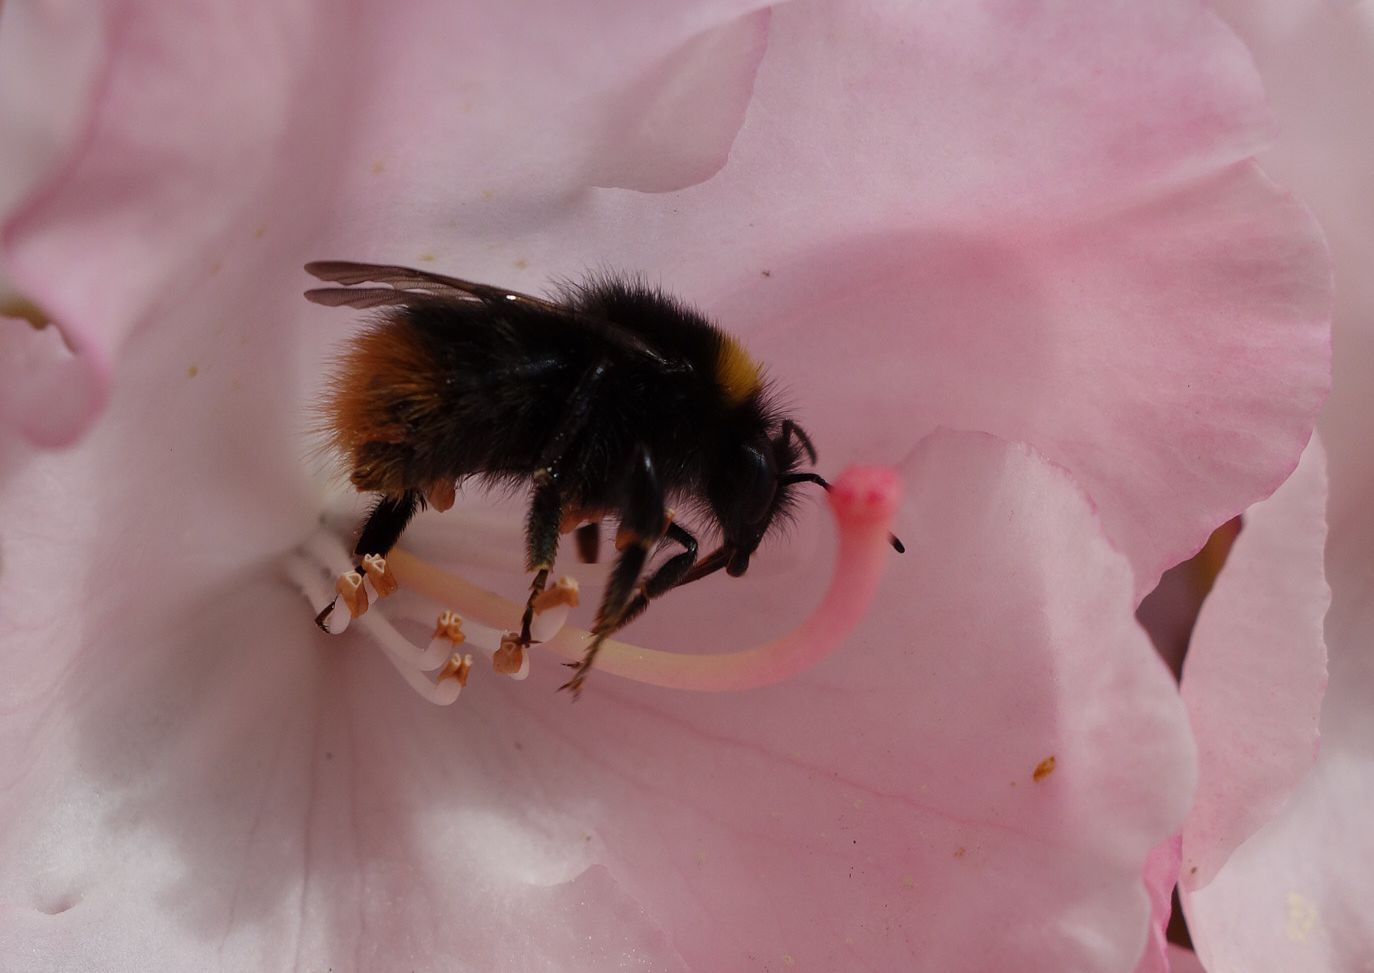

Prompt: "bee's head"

[709,419,815,577]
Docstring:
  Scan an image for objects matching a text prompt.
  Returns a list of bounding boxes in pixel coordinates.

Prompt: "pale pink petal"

[0,0,769,444]
[453,431,1195,971]
[1179,439,1329,890]
[1135,835,1183,973]
[0,430,1193,970]
[1181,0,1374,968]
[586,10,771,193]
[321,0,1329,594]
[0,582,688,972]
[0,0,107,215]
[0,316,100,448]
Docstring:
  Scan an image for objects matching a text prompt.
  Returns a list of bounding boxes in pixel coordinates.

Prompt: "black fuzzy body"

[308,260,829,681]
[342,279,784,525]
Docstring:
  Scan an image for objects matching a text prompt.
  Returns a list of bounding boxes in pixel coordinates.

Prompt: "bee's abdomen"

[324,307,587,494]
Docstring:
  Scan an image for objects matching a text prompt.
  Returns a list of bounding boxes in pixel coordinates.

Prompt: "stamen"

[362,553,398,598]
[437,652,473,687]
[530,576,578,643]
[285,553,458,701]
[532,575,579,612]
[386,465,901,692]
[287,530,586,704]
[492,634,530,680]
[336,571,368,618]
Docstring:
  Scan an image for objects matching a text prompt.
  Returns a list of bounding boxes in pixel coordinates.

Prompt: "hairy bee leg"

[608,521,698,631]
[314,490,421,632]
[355,489,423,559]
[560,445,663,697]
[519,472,561,645]
[518,360,610,644]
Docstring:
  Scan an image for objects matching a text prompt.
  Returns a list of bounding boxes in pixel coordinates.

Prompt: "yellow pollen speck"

[1033,755,1056,782]
[186,364,199,379]
[513,258,528,269]
[481,188,495,201]
[1285,892,1317,943]
[254,223,266,240]
[783,955,796,968]
[209,260,223,277]
[371,159,386,174]
[901,876,915,889]
[715,333,761,405]
[1,296,49,329]
[418,253,436,263]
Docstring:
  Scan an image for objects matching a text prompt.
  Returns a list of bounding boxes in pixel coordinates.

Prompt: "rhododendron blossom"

[0,1,1331,971]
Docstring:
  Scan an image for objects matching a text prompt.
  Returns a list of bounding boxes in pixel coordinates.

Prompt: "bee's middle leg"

[608,521,697,631]
[519,360,610,644]
[560,444,663,696]
[519,471,562,645]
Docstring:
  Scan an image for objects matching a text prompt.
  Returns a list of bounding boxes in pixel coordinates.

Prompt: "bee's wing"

[304,260,570,314]
[303,260,670,364]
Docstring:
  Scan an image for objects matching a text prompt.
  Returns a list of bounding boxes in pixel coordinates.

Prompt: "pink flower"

[0,1,1328,970]
[1177,1,1374,969]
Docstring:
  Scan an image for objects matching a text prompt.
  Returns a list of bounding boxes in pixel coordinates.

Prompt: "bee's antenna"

[779,472,905,553]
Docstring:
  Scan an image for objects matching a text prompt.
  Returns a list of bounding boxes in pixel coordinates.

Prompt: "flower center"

[285,465,900,702]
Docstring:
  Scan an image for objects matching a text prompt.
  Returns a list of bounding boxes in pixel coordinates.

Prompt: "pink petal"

[470,431,1195,971]
[1179,440,1329,891]
[1134,835,1183,973]
[322,0,1329,595]
[0,0,107,216]
[0,582,689,972]
[0,315,102,448]
[0,431,1193,969]
[1180,1,1374,968]
[0,0,769,444]
[586,9,771,193]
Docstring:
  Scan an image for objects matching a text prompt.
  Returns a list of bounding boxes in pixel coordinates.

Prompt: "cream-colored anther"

[361,554,398,598]
[432,610,465,645]
[336,570,369,618]
[492,634,525,676]
[533,576,579,613]
[437,653,473,687]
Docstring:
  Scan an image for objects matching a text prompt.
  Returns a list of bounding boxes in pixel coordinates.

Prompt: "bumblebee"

[304,261,901,694]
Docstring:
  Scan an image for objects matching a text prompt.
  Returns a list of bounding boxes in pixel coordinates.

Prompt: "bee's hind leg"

[314,489,422,631]
[559,444,664,698]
